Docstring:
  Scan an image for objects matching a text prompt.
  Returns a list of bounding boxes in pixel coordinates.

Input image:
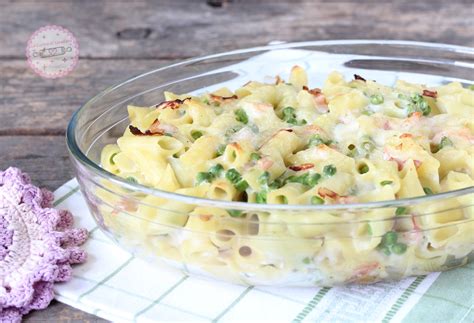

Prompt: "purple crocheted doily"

[0,167,88,322]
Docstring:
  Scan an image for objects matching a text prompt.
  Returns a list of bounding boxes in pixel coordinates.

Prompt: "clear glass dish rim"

[67,39,474,212]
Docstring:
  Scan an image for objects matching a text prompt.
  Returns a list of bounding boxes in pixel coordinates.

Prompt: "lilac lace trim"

[0,167,88,322]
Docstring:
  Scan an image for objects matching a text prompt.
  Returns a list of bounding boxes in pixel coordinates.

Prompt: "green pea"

[234,108,248,124]
[412,93,423,102]
[370,94,384,105]
[323,164,337,177]
[250,152,261,161]
[285,173,321,187]
[423,187,434,195]
[381,231,398,246]
[281,107,306,125]
[234,179,249,192]
[285,175,300,184]
[196,172,211,184]
[408,94,431,116]
[420,100,431,116]
[258,171,270,186]
[225,168,241,184]
[305,173,321,187]
[391,243,407,255]
[227,210,244,217]
[125,176,137,184]
[395,207,407,216]
[209,164,223,177]
[268,178,284,190]
[286,118,298,125]
[380,180,393,186]
[310,196,324,205]
[255,191,267,204]
[299,173,310,183]
[282,107,296,120]
[191,130,203,140]
[380,246,391,256]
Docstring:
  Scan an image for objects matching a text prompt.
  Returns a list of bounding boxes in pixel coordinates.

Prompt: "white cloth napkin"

[53,179,473,323]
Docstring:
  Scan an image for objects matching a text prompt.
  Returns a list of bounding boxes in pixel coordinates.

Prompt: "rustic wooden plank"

[1,0,473,60]
[2,0,473,133]
[0,59,170,134]
[24,300,107,323]
[0,136,73,190]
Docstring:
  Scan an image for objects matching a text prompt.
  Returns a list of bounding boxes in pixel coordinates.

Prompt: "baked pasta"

[96,66,474,285]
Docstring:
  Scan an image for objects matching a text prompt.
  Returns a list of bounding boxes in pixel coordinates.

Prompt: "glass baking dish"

[67,40,474,286]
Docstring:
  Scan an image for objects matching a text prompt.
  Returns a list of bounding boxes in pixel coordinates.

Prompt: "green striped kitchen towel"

[53,179,473,323]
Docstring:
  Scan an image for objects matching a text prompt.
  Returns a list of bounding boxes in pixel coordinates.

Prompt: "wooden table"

[1,0,472,321]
